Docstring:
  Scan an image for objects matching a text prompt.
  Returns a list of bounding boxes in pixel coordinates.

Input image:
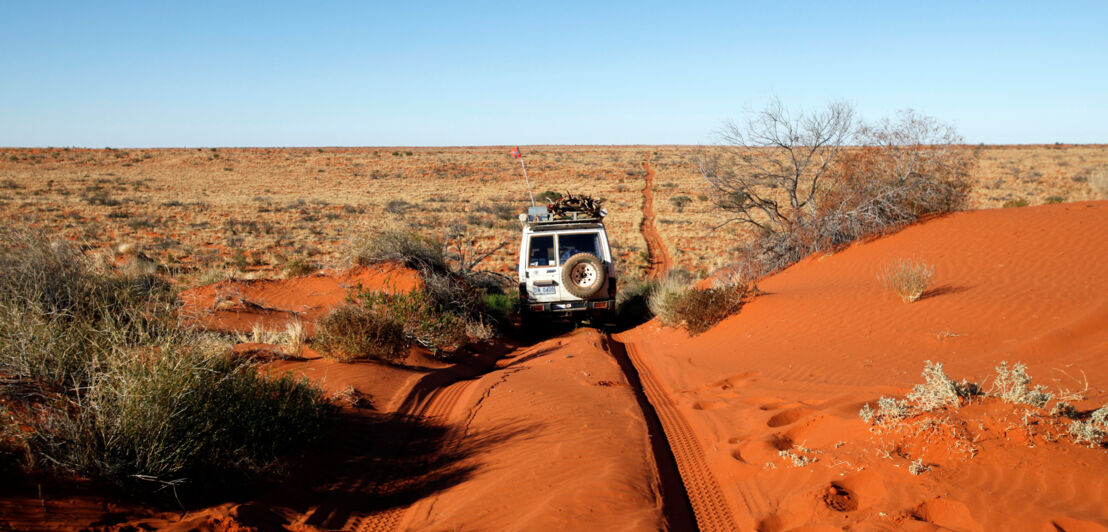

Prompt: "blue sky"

[1,1,1105,147]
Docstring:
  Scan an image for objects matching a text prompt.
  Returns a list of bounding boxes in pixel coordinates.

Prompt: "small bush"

[315,304,408,362]
[282,257,318,277]
[650,275,747,335]
[667,284,748,335]
[990,361,1053,408]
[1068,405,1108,447]
[1002,197,1030,208]
[646,274,690,327]
[538,190,563,204]
[669,195,693,212]
[316,288,488,362]
[23,340,333,482]
[346,228,447,274]
[385,199,414,215]
[1044,195,1066,205]
[484,292,518,327]
[878,258,934,303]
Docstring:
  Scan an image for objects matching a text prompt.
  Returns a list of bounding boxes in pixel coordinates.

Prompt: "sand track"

[639,155,672,279]
[612,335,738,531]
[300,365,483,531]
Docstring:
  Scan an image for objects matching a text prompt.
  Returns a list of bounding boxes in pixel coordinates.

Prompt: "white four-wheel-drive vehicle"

[517,202,616,325]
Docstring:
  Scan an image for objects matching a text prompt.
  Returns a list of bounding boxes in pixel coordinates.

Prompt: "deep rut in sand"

[640,155,673,279]
[608,335,738,532]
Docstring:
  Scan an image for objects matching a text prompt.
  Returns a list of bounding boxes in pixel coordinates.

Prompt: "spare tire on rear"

[561,253,605,298]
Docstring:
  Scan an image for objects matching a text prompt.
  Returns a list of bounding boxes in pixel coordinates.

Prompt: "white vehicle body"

[517,207,616,320]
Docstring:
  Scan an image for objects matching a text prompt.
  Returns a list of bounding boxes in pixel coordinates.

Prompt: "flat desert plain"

[1,145,1107,531]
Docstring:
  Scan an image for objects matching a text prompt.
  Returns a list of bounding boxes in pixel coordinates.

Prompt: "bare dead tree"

[698,98,856,233]
[825,110,973,236]
[700,101,972,279]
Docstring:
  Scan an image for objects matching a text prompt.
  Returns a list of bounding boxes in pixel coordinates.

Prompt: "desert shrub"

[1068,405,1108,447]
[646,274,690,327]
[1002,197,1030,208]
[649,274,747,335]
[878,258,935,303]
[666,284,748,335]
[483,291,518,327]
[23,338,332,483]
[0,230,332,487]
[701,102,971,278]
[861,361,981,424]
[669,195,693,212]
[538,190,563,203]
[282,257,318,277]
[317,288,488,362]
[1044,195,1065,205]
[385,199,415,215]
[315,304,408,362]
[989,361,1053,408]
[346,227,447,274]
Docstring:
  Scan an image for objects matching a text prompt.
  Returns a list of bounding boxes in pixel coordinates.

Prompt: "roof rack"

[519,205,606,229]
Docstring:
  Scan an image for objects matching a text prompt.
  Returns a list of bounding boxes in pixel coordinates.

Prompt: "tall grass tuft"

[878,258,935,303]
[0,229,333,489]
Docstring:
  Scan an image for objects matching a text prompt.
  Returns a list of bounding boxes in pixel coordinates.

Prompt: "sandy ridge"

[639,155,673,279]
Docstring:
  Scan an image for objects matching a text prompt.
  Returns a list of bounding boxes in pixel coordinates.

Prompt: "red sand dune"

[180,263,422,334]
[618,201,1108,530]
[3,202,1107,531]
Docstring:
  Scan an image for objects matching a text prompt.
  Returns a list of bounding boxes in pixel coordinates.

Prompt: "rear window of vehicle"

[558,232,601,263]
[528,235,555,267]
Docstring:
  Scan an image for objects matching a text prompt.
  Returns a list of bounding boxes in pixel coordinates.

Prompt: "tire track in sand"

[352,374,480,532]
[611,336,738,532]
[640,155,673,279]
[301,367,482,532]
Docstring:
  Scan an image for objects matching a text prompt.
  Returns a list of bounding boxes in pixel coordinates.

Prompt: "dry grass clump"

[989,361,1054,408]
[878,258,935,303]
[317,288,491,362]
[861,360,1106,449]
[0,230,333,489]
[1069,406,1108,447]
[347,225,448,274]
[648,274,748,335]
[315,303,409,362]
[240,320,307,357]
[860,361,980,424]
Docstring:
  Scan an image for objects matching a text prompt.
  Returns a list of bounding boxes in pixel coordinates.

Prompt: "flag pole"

[520,157,536,207]
[515,148,536,207]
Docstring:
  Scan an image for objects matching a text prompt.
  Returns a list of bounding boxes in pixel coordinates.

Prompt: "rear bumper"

[524,298,615,315]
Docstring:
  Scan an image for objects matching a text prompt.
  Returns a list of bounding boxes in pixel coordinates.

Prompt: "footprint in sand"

[766,407,817,427]
[731,435,794,464]
[912,497,983,532]
[822,471,887,513]
[691,400,725,410]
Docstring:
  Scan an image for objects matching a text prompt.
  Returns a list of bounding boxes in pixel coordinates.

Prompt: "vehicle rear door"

[525,233,563,302]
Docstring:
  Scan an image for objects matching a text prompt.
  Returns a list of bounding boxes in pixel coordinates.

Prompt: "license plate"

[534,285,556,295]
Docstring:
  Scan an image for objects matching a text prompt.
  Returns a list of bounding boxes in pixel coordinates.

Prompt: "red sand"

[618,201,1108,530]
[180,263,422,334]
[4,202,1107,531]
